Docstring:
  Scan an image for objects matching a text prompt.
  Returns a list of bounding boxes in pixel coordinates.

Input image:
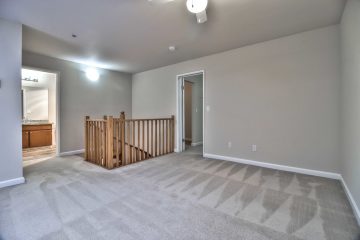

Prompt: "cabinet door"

[22,131,29,148]
[30,130,52,147]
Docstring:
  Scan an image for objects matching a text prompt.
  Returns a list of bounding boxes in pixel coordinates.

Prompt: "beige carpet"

[0,146,359,240]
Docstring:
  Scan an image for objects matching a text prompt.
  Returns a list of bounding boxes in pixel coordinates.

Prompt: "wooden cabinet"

[22,124,53,148]
[22,131,29,148]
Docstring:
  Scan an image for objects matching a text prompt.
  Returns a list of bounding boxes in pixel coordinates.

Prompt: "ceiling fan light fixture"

[186,0,208,14]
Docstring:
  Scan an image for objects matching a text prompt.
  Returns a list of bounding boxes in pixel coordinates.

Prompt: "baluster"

[147,120,149,159]
[128,122,131,164]
[162,119,165,155]
[151,120,153,157]
[142,120,145,160]
[120,112,125,166]
[155,120,158,157]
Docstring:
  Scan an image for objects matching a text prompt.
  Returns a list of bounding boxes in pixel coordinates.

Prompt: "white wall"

[0,19,24,186]
[23,51,133,153]
[340,0,360,220]
[133,25,341,173]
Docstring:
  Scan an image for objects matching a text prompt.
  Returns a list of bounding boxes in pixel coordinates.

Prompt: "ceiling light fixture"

[186,0,208,14]
[86,68,99,81]
[169,46,176,52]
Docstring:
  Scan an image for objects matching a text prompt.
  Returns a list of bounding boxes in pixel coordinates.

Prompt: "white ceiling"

[0,0,346,73]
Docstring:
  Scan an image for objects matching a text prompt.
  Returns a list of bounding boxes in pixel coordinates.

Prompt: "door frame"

[176,70,205,155]
[22,66,61,157]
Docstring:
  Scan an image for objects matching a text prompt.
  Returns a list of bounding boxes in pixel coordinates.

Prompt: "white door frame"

[22,66,61,157]
[176,70,205,155]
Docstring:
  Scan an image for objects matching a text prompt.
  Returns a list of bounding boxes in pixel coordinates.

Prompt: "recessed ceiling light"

[86,68,99,81]
[169,46,176,51]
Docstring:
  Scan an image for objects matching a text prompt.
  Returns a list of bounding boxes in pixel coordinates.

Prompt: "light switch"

[206,105,210,112]
[252,145,257,152]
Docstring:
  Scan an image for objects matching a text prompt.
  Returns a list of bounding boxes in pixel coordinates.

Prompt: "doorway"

[176,71,204,154]
[21,67,60,166]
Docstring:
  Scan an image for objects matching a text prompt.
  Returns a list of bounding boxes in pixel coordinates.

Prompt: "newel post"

[171,115,175,153]
[84,116,90,160]
[120,112,126,165]
[120,111,125,120]
[104,115,114,169]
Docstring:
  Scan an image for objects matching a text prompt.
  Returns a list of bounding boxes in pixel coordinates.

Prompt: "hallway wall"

[0,18,23,186]
[340,0,360,223]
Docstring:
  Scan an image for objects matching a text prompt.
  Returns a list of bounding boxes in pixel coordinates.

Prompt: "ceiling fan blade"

[148,0,175,4]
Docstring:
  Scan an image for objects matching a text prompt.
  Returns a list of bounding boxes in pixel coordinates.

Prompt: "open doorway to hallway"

[21,68,59,166]
[177,71,204,154]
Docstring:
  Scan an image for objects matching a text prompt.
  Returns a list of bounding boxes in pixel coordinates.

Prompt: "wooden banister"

[84,112,175,169]
[84,116,90,160]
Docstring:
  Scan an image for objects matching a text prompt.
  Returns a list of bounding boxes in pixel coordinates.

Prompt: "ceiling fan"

[186,0,208,23]
[148,0,208,24]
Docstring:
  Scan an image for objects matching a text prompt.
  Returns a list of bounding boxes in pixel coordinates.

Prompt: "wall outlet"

[252,144,257,152]
[228,141,232,149]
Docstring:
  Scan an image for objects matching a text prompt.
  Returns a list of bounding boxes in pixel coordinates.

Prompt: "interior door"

[181,77,186,151]
[184,81,193,146]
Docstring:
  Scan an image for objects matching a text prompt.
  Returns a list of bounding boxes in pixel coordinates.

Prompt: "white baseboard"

[191,142,203,147]
[59,149,85,157]
[203,153,341,180]
[340,177,360,226]
[0,177,25,189]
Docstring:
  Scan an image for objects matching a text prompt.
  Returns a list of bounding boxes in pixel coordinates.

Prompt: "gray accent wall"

[340,0,360,218]
[0,19,23,183]
[22,52,133,153]
[133,25,341,173]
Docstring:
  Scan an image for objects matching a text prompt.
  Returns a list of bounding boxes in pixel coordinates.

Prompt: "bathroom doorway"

[21,67,59,165]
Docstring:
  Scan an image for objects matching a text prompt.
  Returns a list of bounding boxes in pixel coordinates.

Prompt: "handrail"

[123,118,173,121]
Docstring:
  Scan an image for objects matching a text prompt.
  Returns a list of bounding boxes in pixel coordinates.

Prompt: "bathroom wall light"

[86,68,99,81]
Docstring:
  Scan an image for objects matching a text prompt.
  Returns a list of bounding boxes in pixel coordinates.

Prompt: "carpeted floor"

[0,146,359,240]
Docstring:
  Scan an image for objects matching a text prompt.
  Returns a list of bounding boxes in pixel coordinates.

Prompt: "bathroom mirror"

[22,87,49,121]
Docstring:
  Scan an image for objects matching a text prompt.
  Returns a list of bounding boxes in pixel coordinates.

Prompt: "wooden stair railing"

[85,112,175,169]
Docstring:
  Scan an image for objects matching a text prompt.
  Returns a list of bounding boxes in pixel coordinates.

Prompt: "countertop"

[22,122,53,126]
